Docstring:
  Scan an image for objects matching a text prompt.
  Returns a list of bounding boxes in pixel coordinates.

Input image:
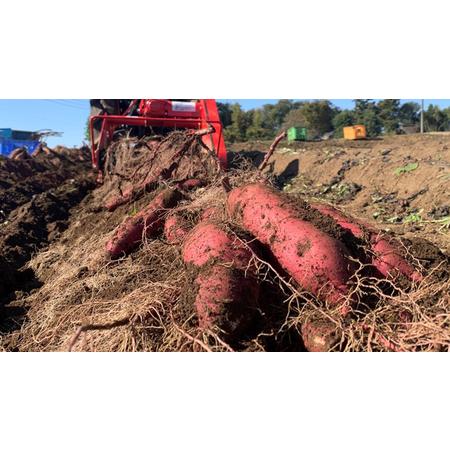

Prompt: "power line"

[47,99,88,110]
[60,99,89,106]
[42,99,88,111]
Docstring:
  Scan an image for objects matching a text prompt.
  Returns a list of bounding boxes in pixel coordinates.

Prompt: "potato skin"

[311,203,422,282]
[106,188,182,258]
[182,221,259,338]
[228,183,354,306]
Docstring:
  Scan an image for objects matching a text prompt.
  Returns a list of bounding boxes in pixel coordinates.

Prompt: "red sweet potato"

[193,265,259,335]
[310,203,422,282]
[105,187,133,211]
[105,179,204,212]
[164,213,191,245]
[10,148,32,160]
[106,188,182,258]
[182,222,259,337]
[227,183,355,307]
[182,223,253,269]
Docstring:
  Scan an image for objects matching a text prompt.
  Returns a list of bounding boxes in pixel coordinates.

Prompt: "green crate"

[287,127,307,142]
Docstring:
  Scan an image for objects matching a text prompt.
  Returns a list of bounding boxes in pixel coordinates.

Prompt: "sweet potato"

[182,222,253,269]
[227,183,354,307]
[193,265,259,336]
[178,179,205,191]
[105,187,133,211]
[10,148,31,161]
[105,179,204,212]
[164,213,191,245]
[182,222,259,338]
[310,203,422,282]
[106,187,183,258]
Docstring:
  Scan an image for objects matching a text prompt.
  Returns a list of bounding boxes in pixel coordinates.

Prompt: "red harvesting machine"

[89,99,227,177]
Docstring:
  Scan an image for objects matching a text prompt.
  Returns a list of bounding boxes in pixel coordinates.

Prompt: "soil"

[0,147,94,306]
[230,133,450,253]
[1,133,449,351]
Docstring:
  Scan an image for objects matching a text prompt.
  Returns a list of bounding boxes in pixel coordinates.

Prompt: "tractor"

[89,99,227,181]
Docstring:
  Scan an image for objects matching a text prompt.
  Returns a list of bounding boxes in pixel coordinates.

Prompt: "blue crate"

[0,138,40,156]
[0,128,13,139]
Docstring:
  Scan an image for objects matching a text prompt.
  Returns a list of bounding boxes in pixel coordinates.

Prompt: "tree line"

[217,100,450,142]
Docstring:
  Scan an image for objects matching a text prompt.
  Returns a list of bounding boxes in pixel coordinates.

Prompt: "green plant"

[129,205,139,217]
[372,209,385,219]
[403,209,424,224]
[394,162,419,176]
[386,215,401,223]
[426,216,450,231]
[335,183,349,198]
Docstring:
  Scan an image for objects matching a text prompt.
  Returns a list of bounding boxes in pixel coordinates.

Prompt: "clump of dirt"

[429,205,450,219]
[1,172,76,217]
[0,178,95,300]
[400,237,450,281]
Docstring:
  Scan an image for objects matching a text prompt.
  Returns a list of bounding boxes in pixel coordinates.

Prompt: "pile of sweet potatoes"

[104,173,429,350]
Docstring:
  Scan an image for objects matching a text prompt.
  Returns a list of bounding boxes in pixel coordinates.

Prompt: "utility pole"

[420,99,424,133]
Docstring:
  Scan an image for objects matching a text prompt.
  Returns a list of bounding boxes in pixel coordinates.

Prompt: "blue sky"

[1,99,450,147]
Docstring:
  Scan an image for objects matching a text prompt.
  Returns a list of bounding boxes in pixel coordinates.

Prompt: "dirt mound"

[1,134,449,352]
[0,177,95,297]
[0,146,94,306]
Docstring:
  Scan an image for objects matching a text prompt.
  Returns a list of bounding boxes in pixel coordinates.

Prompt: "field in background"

[231,133,450,253]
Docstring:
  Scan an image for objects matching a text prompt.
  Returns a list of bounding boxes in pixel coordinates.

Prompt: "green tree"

[220,100,304,142]
[246,109,267,140]
[378,99,400,134]
[223,103,253,142]
[85,117,90,141]
[363,109,383,137]
[424,104,449,131]
[332,110,355,137]
[399,102,420,125]
[217,102,233,127]
[303,100,336,136]
[282,109,307,130]
[282,101,336,137]
[259,100,300,137]
[354,99,374,116]
[353,99,382,137]
[443,107,450,124]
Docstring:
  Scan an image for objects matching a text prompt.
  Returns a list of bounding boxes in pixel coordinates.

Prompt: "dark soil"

[401,237,450,280]
[0,178,95,302]
[0,147,94,309]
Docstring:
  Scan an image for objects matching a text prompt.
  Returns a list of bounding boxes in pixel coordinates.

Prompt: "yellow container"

[343,125,366,140]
